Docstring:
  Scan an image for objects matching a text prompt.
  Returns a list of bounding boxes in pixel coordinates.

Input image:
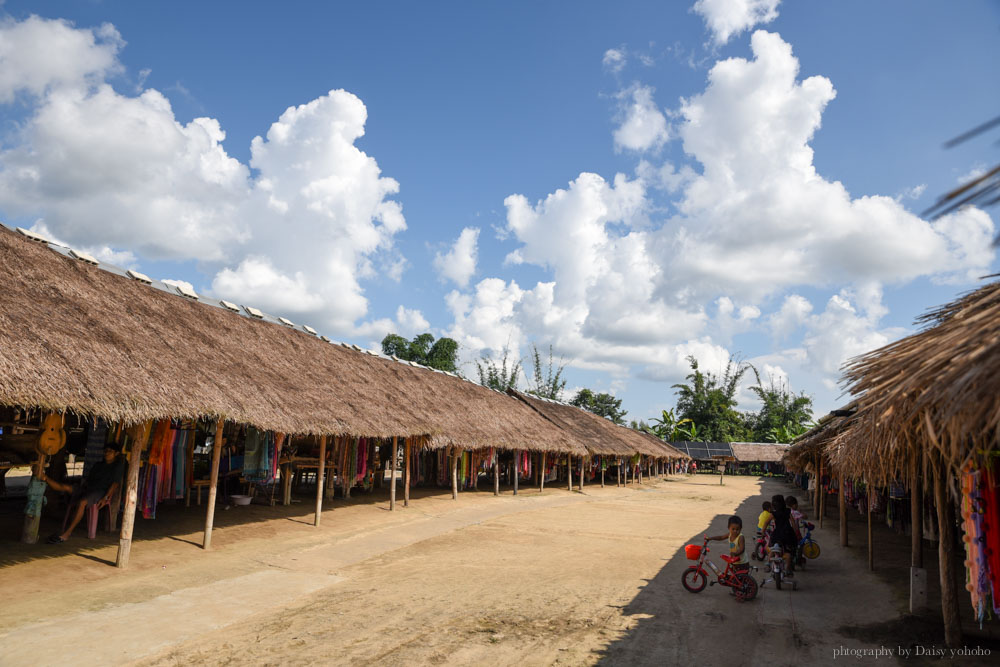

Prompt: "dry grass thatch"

[0,226,581,453]
[508,390,687,459]
[818,280,1000,483]
[730,442,789,463]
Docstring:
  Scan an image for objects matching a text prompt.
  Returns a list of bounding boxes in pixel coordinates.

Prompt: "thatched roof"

[0,225,580,453]
[835,279,1000,482]
[508,390,687,459]
[730,442,789,463]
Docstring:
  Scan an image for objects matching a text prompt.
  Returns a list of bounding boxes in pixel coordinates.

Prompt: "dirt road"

[0,475,905,665]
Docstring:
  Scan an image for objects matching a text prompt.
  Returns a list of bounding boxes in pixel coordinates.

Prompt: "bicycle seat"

[721,554,740,564]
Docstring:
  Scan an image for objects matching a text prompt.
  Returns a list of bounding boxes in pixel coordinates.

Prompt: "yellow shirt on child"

[757,510,773,531]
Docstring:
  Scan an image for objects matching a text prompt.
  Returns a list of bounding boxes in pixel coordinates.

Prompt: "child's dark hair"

[762,501,772,512]
[785,495,798,507]
[728,515,743,528]
[771,494,786,510]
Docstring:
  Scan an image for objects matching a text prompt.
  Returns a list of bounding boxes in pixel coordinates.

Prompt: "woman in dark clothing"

[768,494,797,576]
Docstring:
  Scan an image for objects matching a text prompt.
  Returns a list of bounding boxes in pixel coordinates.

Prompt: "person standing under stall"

[40,443,125,543]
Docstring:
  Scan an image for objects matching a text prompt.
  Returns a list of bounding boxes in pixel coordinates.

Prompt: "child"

[786,495,806,541]
[757,501,773,536]
[708,515,748,573]
[768,494,797,577]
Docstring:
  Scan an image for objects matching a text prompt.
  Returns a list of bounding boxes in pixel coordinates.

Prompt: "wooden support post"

[601,456,605,488]
[567,454,573,491]
[911,456,923,568]
[818,459,825,528]
[313,434,328,526]
[719,460,725,485]
[839,473,848,547]
[390,437,397,510]
[404,437,411,508]
[866,477,874,571]
[201,419,225,549]
[617,458,621,487]
[21,452,47,545]
[932,457,962,648]
[513,449,519,496]
[451,448,459,500]
[910,454,927,613]
[118,421,152,567]
[539,451,546,492]
[494,452,500,496]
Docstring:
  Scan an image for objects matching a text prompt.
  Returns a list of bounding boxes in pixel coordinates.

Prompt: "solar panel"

[219,300,240,312]
[244,306,264,318]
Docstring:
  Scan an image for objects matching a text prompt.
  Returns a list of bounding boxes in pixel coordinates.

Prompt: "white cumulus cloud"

[0,16,410,336]
[613,84,670,153]
[434,227,479,287]
[693,0,781,45]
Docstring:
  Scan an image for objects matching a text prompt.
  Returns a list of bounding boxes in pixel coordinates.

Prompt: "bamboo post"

[911,456,923,568]
[389,437,397,510]
[201,419,225,549]
[839,473,848,547]
[567,454,573,491]
[313,434,328,526]
[118,420,152,567]
[404,437,411,508]
[601,456,605,488]
[451,448,459,500]
[513,449,519,496]
[579,455,585,491]
[932,457,962,648]
[494,452,500,496]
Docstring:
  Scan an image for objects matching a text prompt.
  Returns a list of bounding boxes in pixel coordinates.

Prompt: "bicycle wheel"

[754,542,767,561]
[803,541,821,559]
[681,566,708,593]
[774,569,782,590]
[735,573,758,601]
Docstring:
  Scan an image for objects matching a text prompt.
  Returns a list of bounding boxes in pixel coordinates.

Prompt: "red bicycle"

[681,536,758,601]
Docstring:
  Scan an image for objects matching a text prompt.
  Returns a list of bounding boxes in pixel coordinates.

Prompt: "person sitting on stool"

[41,443,125,543]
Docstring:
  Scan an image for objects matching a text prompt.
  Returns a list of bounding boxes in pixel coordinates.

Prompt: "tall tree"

[380,332,460,373]
[671,355,750,442]
[475,342,521,392]
[571,388,628,425]
[526,344,566,400]
[745,367,814,443]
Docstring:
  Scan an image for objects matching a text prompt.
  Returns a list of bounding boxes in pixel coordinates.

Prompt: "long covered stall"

[786,280,1000,648]
[0,224,581,565]
[509,390,689,490]
[730,442,789,476]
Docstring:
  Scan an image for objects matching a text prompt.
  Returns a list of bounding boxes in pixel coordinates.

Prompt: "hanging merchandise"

[960,464,990,625]
[974,457,1000,615]
[82,420,108,477]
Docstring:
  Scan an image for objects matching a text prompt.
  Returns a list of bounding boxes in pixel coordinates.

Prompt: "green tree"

[645,408,694,441]
[672,355,751,442]
[745,367,814,443]
[425,337,459,373]
[381,332,460,373]
[570,388,628,425]
[526,344,566,400]
[475,342,521,392]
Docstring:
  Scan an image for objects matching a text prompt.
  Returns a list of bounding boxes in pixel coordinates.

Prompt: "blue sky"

[1,0,998,425]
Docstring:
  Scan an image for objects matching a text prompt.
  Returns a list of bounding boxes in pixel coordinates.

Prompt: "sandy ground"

[0,474,986,666]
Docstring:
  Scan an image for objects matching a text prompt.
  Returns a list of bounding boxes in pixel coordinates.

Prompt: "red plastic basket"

[685,544,702,560]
